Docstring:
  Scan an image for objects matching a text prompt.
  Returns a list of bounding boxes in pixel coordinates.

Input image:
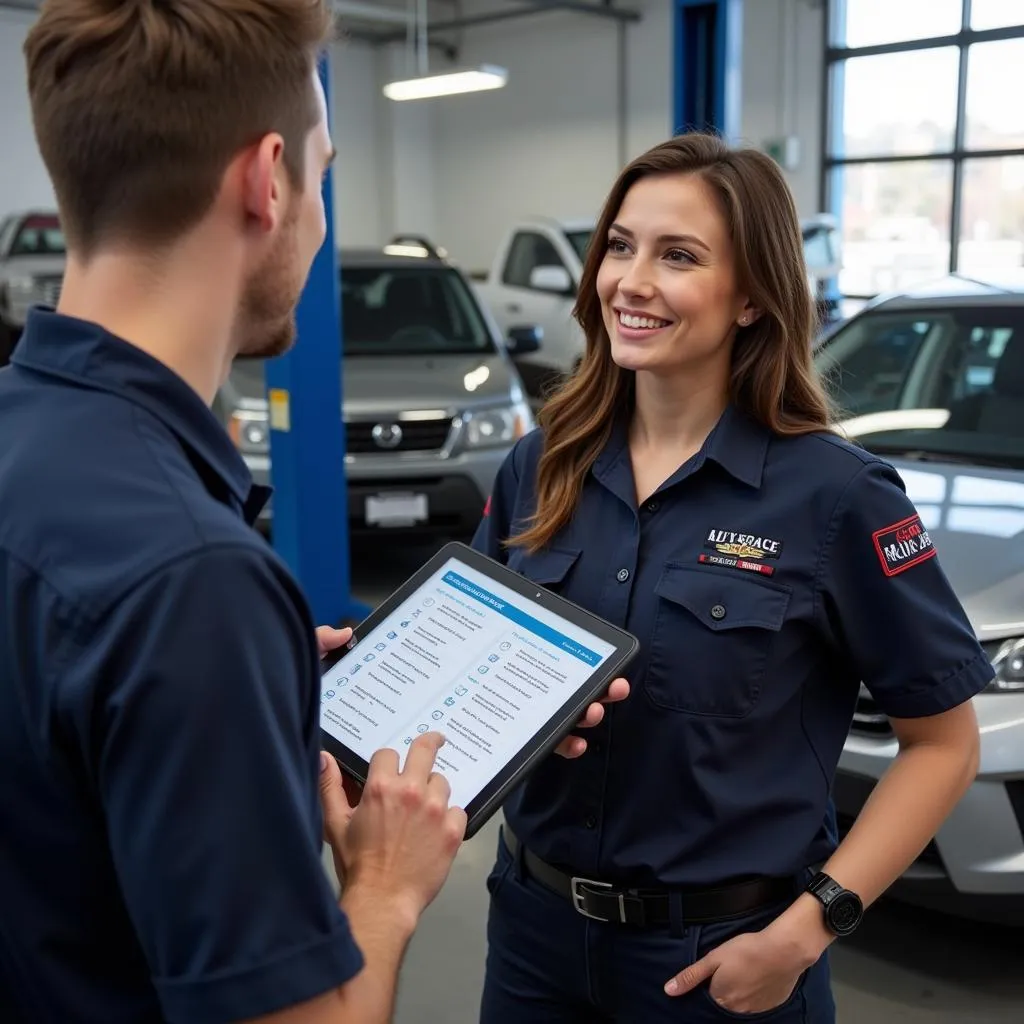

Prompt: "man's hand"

[554,677,631,758]
[322,732,466,924]
[316,625,353,659]
[663,926,813,1015]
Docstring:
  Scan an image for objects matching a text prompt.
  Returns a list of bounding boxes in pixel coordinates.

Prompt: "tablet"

[319,541,638,839]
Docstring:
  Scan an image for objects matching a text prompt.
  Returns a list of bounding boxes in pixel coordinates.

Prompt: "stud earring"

[739,316,749,326]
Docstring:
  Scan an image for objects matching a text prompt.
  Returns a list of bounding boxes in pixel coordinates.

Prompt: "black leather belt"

[502,825,800,928]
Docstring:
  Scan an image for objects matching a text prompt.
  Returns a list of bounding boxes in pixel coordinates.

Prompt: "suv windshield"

[340,265,493,356]
[814,304,1024,469]
[9,215,65,257]
[564,229,593,264]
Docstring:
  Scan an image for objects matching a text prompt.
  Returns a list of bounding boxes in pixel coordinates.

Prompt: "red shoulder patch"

[872,513,936,577]
[483,495,492,517]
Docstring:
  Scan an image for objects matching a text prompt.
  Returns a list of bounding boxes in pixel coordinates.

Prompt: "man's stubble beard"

[236,202,305,361]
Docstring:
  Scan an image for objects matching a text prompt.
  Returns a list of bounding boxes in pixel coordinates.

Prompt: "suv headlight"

[461,400,534,449]
[227,405,270,454]
[986,638,1024,693]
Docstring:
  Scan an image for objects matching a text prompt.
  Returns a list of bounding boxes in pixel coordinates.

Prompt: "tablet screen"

[320,554,617,810]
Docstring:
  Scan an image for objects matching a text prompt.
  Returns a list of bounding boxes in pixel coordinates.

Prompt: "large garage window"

[824,0,1024,301]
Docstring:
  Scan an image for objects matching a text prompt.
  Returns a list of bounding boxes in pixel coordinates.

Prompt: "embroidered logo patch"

[704,529,783,561]
[872,513,935,577]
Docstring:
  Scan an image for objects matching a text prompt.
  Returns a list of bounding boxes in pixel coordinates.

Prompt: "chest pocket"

[505,545,581,593]
[646,563,791,718]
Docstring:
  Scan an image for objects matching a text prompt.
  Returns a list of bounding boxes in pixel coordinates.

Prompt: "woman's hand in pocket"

[663,926,812,1015]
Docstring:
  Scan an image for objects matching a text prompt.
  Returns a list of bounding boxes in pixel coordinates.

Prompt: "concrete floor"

[343,538,1024,1024]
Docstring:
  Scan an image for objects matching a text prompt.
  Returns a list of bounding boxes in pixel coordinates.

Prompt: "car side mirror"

[506,325,543,355]
[528,265,573,295]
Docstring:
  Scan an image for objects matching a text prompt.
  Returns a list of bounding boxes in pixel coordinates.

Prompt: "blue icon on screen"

[455,686,468,696]
[363,654,375,662]
[412,609,422,619]
[337,677,348,687]
[417,724,429,733]
[351,664,361,675]
[478,666,489,674]
[387,631,398,640]
[444,696,456,707]
[488,654,499,663]
[432,710,444,721]
[500,642,511,651]
[404,736,413,745]
[375,643,386,652]
[424,597,435,607]
[323,690,335,700]
[401,620,411,629]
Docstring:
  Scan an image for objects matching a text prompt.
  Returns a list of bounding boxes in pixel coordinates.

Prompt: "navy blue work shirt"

[0,311,362,1023]
[473,405,993,887]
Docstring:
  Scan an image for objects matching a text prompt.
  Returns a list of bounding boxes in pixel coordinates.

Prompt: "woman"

[471,132,988,1023]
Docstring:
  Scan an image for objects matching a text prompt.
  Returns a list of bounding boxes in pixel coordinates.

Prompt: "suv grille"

[31,275,63,308]
[345,417,453,455]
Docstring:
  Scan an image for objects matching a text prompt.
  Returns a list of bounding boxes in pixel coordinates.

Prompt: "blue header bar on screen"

[442,571,602,666]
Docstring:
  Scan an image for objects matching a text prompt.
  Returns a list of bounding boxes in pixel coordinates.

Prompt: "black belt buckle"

[570,876,625,923]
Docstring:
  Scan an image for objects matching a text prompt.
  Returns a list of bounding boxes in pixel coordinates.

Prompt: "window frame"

[821,0,1024,301]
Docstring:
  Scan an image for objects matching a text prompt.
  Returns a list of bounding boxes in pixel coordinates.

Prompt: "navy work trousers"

[479,829,836,1024]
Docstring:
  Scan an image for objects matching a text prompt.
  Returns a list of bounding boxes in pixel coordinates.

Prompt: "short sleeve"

[88,545,363,1024]
[817,460,994,718]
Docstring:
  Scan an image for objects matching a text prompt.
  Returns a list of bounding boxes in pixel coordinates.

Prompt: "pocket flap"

[654,563,791,631]
[508,546,581,586]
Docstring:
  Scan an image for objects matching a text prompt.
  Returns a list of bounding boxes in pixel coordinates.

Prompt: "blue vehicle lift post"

[264,53,369,627]
[674,0,743,140]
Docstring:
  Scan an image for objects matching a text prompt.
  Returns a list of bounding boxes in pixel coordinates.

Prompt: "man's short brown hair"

[24,0,334,259]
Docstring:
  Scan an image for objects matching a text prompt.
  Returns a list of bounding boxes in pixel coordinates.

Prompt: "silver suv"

[0,211,66,364]
[215,243,537,538]
[815,272,1024,926]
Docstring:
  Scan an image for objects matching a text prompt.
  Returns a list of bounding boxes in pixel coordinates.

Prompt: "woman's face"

[596,172,751,380]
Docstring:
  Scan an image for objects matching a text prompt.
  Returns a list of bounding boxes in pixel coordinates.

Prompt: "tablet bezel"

[319,540,638,840]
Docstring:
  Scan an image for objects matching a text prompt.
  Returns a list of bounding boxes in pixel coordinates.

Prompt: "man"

[0,2,619,1023]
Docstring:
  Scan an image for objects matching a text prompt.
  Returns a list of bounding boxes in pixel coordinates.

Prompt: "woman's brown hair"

[512,131,835,553]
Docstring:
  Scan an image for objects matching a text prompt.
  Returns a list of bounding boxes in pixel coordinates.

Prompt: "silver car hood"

[223,351,521,418]
[888,457,1024,641]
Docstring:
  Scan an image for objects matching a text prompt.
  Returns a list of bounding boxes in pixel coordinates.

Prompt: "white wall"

[0,0,827,259]
[739,0,825,218]
[429,0,675,271]
[0,8,55,214]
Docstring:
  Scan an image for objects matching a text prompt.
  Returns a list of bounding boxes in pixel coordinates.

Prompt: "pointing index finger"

[401,730,446,781]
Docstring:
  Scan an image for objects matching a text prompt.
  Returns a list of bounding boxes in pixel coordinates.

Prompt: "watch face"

[827,892,863,935]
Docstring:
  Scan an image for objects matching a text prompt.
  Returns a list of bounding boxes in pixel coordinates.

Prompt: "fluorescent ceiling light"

[383,64,508,101]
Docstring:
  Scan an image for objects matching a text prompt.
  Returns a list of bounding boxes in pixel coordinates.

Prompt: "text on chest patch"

[705,528,783,561]
[872,513,935,576]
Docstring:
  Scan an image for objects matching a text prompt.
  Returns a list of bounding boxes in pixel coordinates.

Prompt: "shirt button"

[646,500,660,512]
[585,815,597,829]
[617,568,630,583]
[710,604,726,621]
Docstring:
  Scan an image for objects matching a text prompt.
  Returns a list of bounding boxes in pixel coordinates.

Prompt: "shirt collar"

[13,308,271,522]
[592,401,770,500]
[704,403,770,489]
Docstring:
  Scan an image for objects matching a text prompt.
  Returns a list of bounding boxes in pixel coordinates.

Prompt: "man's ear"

[241,133,286,235]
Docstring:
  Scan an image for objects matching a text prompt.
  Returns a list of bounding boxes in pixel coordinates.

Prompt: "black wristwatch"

[805,872,863,937]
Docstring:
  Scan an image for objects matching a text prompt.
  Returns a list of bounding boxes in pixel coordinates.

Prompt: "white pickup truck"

[472,214,843,402]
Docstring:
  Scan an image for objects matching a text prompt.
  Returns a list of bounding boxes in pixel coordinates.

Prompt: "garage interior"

[2,1,1024,1021]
